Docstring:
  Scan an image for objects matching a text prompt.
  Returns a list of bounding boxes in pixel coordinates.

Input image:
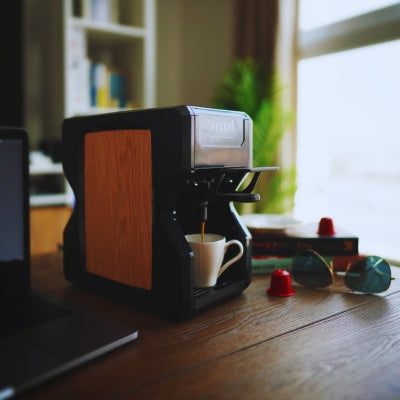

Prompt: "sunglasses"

[291,249,393,294]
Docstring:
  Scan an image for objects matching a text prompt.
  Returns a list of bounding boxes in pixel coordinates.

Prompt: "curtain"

[232,0,299,213]
[233,0,279,73]
[275,0,298,172]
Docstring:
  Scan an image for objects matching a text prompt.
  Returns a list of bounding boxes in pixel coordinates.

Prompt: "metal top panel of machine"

[187,106,252,169]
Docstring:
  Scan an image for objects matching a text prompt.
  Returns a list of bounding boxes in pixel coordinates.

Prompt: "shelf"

[30,193,73,207]
[68,17,147,39]
[30,163,64,175]
[71,106,136,117]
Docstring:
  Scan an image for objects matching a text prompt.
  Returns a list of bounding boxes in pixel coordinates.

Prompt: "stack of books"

[250,221,360,274]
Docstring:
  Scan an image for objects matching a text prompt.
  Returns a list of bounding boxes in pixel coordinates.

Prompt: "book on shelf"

[67,28,91,113]
[90,63,128,109]
[251,222,359,257]
[90,0,119,23]
[109,71,127,108]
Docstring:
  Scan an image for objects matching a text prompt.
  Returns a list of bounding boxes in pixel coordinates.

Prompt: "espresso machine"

[62,106,277,319]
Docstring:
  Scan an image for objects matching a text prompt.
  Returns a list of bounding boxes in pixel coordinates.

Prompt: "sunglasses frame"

[291,249,393,294]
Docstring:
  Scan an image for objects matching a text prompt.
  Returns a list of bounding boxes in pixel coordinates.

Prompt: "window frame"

[298,3,400,59]
[295,2,400,265]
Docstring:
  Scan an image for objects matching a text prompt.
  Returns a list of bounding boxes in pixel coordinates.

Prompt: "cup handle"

[218,240,244,277]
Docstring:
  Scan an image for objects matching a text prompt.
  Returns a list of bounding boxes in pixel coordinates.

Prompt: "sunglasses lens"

[292,250,333,288]
[344,256,391,293]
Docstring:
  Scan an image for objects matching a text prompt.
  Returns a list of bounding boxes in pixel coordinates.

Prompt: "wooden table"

[24,252,400,400]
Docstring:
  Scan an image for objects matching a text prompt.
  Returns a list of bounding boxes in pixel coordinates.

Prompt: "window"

[299,0,399,30]
[295,1,400,263]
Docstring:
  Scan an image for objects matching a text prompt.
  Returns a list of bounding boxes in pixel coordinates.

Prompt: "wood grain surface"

[84,130,152,290]
[25,252,400,400]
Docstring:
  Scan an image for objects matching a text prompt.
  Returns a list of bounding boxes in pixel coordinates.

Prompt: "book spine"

[252,236,359,256]
[109,72,127,108]
[91,0,112,22]
[252,254,366,275]
[252,256,292,274]
[67,28,90,113]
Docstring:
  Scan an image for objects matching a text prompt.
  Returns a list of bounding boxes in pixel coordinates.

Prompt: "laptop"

[0,127,138,399]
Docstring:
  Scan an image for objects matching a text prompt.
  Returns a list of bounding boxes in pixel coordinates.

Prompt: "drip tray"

[193,280,235,298]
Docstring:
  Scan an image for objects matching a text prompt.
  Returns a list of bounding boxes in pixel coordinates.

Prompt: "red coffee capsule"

[267,269,295,297]
[317,217,336,236]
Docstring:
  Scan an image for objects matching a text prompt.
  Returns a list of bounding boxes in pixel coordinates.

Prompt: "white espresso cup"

[185,233,244,288]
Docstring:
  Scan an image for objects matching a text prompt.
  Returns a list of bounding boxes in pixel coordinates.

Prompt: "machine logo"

[211,119,235,135]
[198,116,243,148]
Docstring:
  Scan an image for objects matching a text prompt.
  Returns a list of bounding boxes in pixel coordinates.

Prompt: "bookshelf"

[24,0,156,207]
[24,0,156,148]
[64,0,156,117]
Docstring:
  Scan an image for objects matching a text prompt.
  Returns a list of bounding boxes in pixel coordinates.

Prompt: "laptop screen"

[0,128,30,303]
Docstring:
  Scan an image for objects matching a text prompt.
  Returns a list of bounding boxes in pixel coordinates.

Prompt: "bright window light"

[295,39,400,261]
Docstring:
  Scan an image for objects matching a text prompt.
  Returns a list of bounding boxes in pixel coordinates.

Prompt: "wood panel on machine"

[84,129,152,290]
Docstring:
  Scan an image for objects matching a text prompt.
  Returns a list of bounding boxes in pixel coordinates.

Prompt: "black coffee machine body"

[62,106,276,319]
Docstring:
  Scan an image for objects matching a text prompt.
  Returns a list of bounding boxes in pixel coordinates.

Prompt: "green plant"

[212,58,296,214]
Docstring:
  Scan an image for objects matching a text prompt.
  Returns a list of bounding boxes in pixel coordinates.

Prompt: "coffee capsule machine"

[62,106,277,319]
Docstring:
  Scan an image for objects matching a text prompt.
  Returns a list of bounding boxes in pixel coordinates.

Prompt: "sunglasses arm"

[344,262,352,274]
[370,258,393,279]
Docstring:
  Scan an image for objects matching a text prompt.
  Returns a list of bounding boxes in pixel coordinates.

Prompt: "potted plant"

[212,58,296,214]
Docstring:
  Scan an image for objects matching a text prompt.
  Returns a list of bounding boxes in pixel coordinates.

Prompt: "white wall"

[156,0,234,107]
